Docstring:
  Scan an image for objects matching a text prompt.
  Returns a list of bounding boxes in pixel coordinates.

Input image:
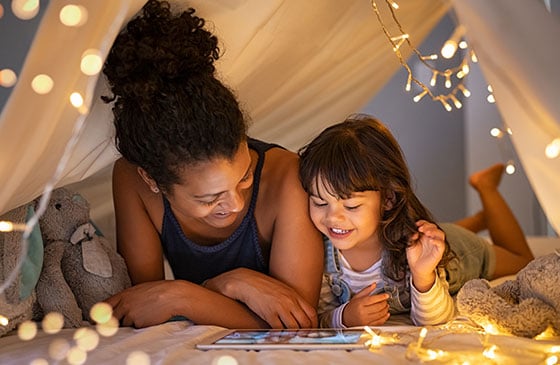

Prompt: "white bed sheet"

[1,237,559,364]
[0,321,558,365]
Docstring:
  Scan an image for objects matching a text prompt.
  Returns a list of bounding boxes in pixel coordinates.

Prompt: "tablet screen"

[196,328,368,350]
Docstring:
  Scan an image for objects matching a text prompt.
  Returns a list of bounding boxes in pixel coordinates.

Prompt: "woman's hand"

[105,280,190,328]
[204,268,318,328]
[406,220,446,292]
[342,283,390,327]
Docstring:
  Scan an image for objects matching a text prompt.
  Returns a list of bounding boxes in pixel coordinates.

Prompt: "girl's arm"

[409,269,455,325]
[407,220,455,325]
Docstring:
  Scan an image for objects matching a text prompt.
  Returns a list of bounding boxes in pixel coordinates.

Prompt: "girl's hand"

[204,268,318,328]
[406,220,446,292]
[342,283,390,327]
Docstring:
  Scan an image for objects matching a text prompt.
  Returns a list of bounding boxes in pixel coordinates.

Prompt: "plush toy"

[34,187,131,328]
[0,203,42,337]
[456,251,560,338]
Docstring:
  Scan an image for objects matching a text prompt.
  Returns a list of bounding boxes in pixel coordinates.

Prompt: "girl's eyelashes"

[345,205,361,210]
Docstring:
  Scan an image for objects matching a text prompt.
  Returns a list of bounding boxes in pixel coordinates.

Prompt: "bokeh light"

[17,320,37,341]
[0,315,9,326]
[31,74,54,95]
[29,359,49,365]
[70,91,83,107]
[11,0,39,20]
[126,351,151,365]
[74,327,100,352]
[90,302,113,324]
[80,49,103,76]
[96,316,119,337]
[0,68,18,88]
[48,338,71,361]
[42,311,64,334]
[59,4,88,27]
[212,355,239,365]
[67,346,87,365]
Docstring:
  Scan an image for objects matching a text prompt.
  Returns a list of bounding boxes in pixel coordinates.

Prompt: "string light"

[362,319,560,363]
[490,126,519,174]
[371,0,474,112]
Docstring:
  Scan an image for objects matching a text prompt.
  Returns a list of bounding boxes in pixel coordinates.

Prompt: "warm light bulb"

[505,162,516,175]
[449,94,462,109]
[413,89,428,103]
[43,312,64,334]
[0,68,17,88]
[430,71,437,86]
[126,351,151,365]
[0,315,8,326]
[405,73,412,91]
[11,0,39,20]
[470,50,478,63]
[48,339,71,361]
[66,346,87,365]
[31,74,54,95]
[490,128,503,138]
[74,328,100,352]
[444,74,452,88]
[440,25,465,59]
[59,5,88,27]
[18,320,37,341]
[80,49,103,76]
[439,98,452,112]
[440,41,457,59]
[458,84,471,97]
[487,94,496,103]
[545,138,560,159]
[389,1,399,10]
[391,34,409,51]
[90,302,113,324]
[96,316,119,337]
[70,92,84,108]
[458,40,468,49]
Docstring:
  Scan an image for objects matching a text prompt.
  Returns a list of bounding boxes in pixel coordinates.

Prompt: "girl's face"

[167,142,254,229]
[309,178,384,252]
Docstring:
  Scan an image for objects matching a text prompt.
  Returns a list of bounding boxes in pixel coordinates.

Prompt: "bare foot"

[469,163,505,192]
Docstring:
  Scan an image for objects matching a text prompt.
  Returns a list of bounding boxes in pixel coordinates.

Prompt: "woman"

[102,0,323,329]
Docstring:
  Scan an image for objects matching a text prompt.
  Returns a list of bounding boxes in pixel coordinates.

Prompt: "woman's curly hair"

[102,0,247,192]
[298,114,455,281]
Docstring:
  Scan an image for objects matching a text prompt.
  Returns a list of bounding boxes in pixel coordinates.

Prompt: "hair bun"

[103,0,219,100]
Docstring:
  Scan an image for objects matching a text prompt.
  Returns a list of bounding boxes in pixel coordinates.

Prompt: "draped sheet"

[0,0,558,236]
[452,0,560,235]
[0,0,447,216]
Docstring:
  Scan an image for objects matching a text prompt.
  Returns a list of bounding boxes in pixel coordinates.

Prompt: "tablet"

[196,328,369,350]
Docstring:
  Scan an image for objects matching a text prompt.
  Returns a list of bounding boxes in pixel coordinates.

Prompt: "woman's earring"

[152,187,160,194]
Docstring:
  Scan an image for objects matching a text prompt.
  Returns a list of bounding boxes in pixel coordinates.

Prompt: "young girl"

[101,0,323,329]
[298,114,534,328]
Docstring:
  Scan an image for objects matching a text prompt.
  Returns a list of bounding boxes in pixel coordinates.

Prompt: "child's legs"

[456,164,534,278]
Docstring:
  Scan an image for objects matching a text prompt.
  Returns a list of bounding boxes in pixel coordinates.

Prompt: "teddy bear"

[33,187,131,328]
[456,251,560,338]
[0,203,42,337]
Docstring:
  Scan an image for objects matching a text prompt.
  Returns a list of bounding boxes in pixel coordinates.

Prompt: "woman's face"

[308,177,383,252]
[167,142,254,229]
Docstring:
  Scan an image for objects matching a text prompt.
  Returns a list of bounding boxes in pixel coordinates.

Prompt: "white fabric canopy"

[452,0,560,234]
[0,0,447,217]
[0,0,558,235]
